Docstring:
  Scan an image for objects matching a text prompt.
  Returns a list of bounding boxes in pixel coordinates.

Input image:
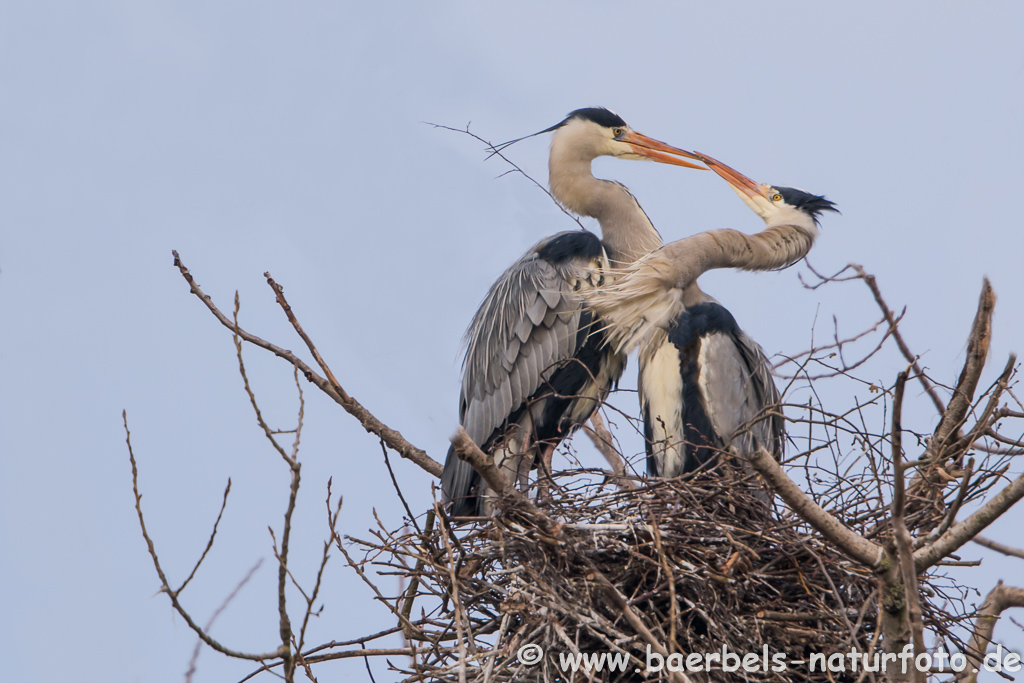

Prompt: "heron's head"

[693,152,839,227]
[548,107,704,169]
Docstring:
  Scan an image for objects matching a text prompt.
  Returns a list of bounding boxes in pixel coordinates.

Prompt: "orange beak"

[619,131,707,170]
[691,151,772,199]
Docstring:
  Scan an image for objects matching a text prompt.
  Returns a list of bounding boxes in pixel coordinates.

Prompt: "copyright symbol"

[517,643,544,666]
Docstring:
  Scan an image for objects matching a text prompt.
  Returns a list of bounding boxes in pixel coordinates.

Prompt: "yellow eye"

[772,193,783,202]
[612,127,624,138]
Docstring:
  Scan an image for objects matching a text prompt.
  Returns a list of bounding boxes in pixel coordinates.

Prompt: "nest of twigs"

[351,467,952,683]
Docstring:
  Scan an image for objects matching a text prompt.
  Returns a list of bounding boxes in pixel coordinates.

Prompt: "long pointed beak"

[620,131,706,170]
[691,152,770,198]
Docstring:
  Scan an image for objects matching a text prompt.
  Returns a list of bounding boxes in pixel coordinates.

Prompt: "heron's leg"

[516,454,531,490]
[481,447,521,516]
[482,426,528,515]
[510,433,534,496]
[534,443,556,504]
[731,442,773,506]
[512,430,535,492]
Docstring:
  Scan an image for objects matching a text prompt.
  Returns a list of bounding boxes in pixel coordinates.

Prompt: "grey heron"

[589,153,838,483]
[440,107,704,516]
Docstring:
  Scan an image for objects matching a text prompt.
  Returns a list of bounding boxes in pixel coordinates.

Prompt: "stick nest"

[351,467,965,683]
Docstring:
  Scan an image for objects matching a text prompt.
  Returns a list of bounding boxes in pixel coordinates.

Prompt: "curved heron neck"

[680,282,712,309]
[657,218,818,292]
[548,155,663,265]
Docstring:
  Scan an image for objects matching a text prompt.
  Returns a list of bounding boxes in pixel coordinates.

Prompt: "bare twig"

[972,535,1024,561]
[914,469,1024,572]
[178,479,232,595]
[232,299,302,680]
[272,449,300,679]
[125,411,286,662]
[845,264,945,414]
[928,279,996,463]
[649,511,678,652]
[927,456,974,544]
[449,427,562,538]
[172,251,442,478]
[587,566,692,683]
[747,446,885,569]
[296,481,343,661]
[186,559,265,682]
[438,506,470,683]
[427,122,586,230]
[233,293,296,467]
[964,581,1024,683]
[399,508,436,638]
[951,355,1017,456]
[889,370,925,683]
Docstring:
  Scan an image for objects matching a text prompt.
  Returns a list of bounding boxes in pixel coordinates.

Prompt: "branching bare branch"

[178,478,232,595]
[803,262,946,413]
[889,370,925,683]
[747,446,885,569]
[125,411,287,662]
[134,246,1024,683]
[964,581,1024,683]
[172,250,442,478]
[915,469,1024,572]
[449,427,562,538]
[427,122,586,230]
[929,279,996,461]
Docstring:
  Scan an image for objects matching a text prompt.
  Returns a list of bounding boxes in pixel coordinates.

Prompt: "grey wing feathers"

[443,232,604,512]
[700,331,784,460]
[440,442,477,516]
[460,236,597,445]
[733,330,785,459]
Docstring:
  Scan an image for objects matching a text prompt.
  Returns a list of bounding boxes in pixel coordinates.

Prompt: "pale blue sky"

[2,3,1023,681]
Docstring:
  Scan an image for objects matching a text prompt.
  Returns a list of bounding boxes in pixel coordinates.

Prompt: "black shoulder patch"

[776,186,839,221]
[536,230,604,265]
[565,107,627,129]
[532,307,612,446]
[667,302,741,349]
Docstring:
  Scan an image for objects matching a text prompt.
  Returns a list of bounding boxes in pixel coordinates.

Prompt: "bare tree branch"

[231,300,302,680]
[186,559,264,683]
[125,411,287,662]
[928,278,996,461]
[951,355,1017,456]
[449,427,562,538]
[889,370,925,683]
[295,481,343,664]
[587,566,692,683]
[438,505,470,683]
[914,469,1024,572]
[748,446,885,568]
[964,581,1024,683]
[172,250,443,478]
[846,264,946,414]
[972,535,1024,561]
[178,479,232,595]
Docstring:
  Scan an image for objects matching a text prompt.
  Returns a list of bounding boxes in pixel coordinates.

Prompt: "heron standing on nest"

[441,107,704,516]
[586,153,837,488]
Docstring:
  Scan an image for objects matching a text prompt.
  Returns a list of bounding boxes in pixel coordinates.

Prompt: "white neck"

[548,129,663,265]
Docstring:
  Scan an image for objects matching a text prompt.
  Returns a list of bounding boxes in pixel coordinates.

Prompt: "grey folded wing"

[441,231,607,511]
[700,329,784,460]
